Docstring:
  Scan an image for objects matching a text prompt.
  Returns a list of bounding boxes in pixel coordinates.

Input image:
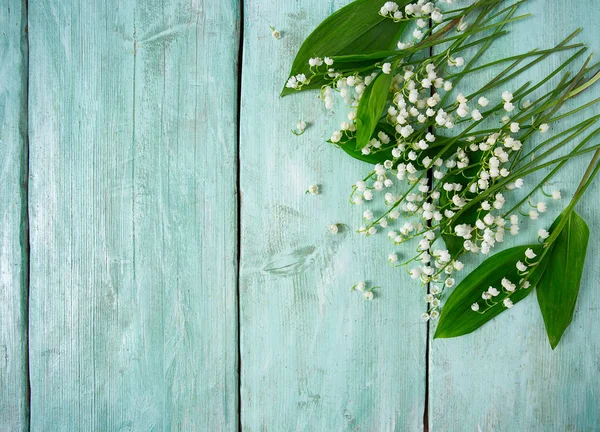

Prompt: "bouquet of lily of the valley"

[282,0,600,348]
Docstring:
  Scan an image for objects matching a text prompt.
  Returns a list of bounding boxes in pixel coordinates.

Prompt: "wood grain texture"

[239,1,426,430]
[429,1,600,430]
[17,0,600,429]
[27,0,239,429]
[0,0,29,430]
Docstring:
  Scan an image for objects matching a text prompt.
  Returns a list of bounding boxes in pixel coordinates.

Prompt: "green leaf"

[441,231,469,258]
[339,138,394,164]
[438,145,484,256]
[336,122,470,166]
[281,0,408,96]
[440,202,479,257]
[434,244,550,339]
[442,208,481,257]
[334,122,396,164]
[355,66,397,149]
[536,211,590,349]
[331,50,403,64]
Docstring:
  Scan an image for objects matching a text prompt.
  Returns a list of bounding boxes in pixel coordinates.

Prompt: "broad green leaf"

[338,134,457,165]
[331,50,404,64]
[281,0,408,96]
[355,65,397,149]
[334,122,395,164]
[536,211,590,349]
[339,138,394,164]
[434,244,550,339]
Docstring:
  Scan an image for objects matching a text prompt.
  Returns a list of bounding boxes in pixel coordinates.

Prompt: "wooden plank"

[28,0,239,429]
[429,1,600,430]
[239,1,426,430]
[0,0,29,430]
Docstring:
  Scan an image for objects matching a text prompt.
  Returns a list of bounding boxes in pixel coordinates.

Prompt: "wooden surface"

[238,1,425,430]
[0,0,599,430]
[429,1,600,431]
[0,0,28,430]
[27,0,239,429]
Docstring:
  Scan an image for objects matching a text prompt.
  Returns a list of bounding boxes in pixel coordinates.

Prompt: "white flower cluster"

[330,60,561,316]
[291,3,570,317]
[352,281,376,300]
[285,73,309,90]
[379,1,445,24]
[292,120,307,136]
[471,248,538,313]
[285,57,335,91]
[325,61,458,154]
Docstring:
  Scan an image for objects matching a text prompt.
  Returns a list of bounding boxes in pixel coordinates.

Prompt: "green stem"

[444,45,584,79]
[539,148,600,252]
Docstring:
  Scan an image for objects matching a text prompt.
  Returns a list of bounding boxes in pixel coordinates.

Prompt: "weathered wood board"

[27,0,240,429]
[429,1,600,431]
[0,0,598,430]
[239,1,426,430]
[0,0,29,430]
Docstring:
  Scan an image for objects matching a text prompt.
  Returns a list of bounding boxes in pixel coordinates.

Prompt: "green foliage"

[355,62,397,149]
[281,0,600,348]
[339,138,394,164]
[281,0,408,96]
[435,245,549,338]
[537,211,590,349]
[439,148,486,256]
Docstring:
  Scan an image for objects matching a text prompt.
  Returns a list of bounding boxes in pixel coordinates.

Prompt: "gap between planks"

[24,0,32,427]
[235,0,245,430]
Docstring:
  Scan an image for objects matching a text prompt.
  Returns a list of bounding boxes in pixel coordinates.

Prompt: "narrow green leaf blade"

[536,211,590,349]
[355,68,396,149]
[435,245,549,339]
[281,0,408,96]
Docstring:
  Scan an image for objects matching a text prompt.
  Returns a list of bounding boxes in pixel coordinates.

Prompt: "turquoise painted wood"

[239,1,426,430]
[429,1,600,430]
[0,0,28,430]
[0,0,598,430]
[28,0,240,429]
